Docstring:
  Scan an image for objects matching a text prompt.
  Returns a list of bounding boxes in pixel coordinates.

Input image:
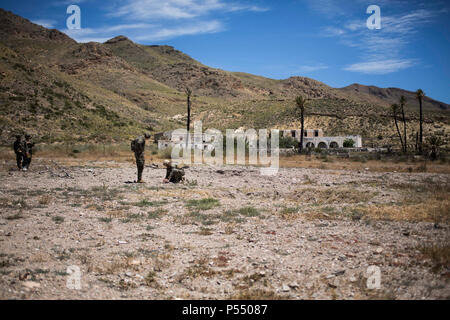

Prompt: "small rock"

[315,223,328,228]
[328,282,338,289]
[19,272,31,281]
[23,281,40,290]
[334,270,346,276]
[281,284,290,292]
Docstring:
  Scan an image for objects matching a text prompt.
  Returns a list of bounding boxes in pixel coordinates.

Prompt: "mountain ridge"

[0,8,448,148]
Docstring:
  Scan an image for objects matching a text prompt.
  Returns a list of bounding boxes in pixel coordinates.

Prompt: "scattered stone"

[315,223,328,228]
[328,282,338,289]
[19,272,32,281]
[130,259,141,266]
[22,281,40,290]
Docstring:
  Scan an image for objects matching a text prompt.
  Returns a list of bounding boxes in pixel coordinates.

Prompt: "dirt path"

[0,158,449,300]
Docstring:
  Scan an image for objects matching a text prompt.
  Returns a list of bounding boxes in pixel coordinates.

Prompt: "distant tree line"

[391,89,444,159]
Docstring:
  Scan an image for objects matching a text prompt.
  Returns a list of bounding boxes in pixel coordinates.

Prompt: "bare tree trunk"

[401,105,407,153]
[394,114,404,152]
[299,110,304,154]
[186,94,191,147]
[419,98,423,154]
[415,131,419,153]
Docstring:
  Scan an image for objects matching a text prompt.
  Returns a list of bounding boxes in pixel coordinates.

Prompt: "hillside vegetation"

[0,8,448,148]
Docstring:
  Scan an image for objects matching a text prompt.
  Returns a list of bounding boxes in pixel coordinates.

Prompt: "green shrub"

[279,136,299,149]
[343,139,355,148]
[186,198,220,211]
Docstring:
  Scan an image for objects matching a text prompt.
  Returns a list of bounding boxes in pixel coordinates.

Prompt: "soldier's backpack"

[131,139,137,152]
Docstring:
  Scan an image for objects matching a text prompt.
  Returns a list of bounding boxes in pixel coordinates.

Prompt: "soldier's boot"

[137,162,144,183]
[24,156,31,170]
[16,155,23,170]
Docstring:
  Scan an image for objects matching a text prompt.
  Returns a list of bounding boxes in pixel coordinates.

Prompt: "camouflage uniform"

[23,136,34,170]
[13,136,24,170]
[165,166,185,183]
[131,136,146,182]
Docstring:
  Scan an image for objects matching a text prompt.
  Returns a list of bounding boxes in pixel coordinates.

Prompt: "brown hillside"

[0,8,448,149]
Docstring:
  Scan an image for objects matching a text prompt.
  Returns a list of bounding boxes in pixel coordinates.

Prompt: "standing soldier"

[131,133,151,183]
[13,135,24,171]
[23,134,35,171]
[163,160,185,184]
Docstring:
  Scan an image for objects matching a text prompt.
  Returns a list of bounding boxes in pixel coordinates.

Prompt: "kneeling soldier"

[163,160,185,184]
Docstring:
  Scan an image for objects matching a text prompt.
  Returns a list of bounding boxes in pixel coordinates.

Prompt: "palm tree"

[399,95,407,153]
[391,104,404,152]
[185,88,192,146]
[416,89,425,154]
[296,96,309,153]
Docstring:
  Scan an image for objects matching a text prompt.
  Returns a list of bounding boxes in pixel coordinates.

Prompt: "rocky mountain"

[339,83,448,111]
[0,8,448,147]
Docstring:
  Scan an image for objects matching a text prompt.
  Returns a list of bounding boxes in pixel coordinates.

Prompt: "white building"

[156,128,362,151]
[281,129,362,149]
[156,130,216,151]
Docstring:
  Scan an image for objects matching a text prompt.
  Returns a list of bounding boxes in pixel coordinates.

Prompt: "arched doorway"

[329,141,339,149]
[318,142,328,149]
[306,142,315,149]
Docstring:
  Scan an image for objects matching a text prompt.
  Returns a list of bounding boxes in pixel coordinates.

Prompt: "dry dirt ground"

[0,157,449,300]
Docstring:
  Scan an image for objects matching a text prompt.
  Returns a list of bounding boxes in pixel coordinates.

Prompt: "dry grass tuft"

[230,289,288,300]
[419,243,450,273]
[289,187,374,205]
[38,195,52,206]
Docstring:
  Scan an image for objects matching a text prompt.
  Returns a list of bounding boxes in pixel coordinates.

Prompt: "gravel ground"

[0,159,449,300]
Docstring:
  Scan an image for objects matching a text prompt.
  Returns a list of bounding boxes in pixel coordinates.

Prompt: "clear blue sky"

[1,0,449,103]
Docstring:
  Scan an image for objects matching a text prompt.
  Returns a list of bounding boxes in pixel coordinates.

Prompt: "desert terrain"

[0,151,449,300]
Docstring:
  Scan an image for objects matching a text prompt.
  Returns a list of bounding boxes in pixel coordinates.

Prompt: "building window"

[314,130,319,137]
